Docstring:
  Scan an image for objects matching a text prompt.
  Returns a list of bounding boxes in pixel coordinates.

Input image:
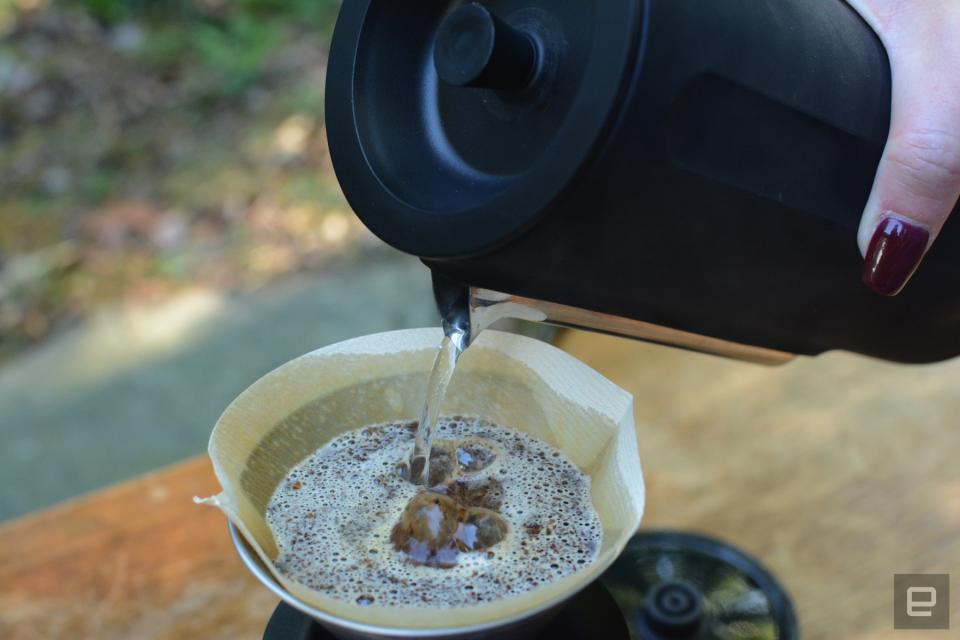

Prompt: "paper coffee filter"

[202,328,644,630]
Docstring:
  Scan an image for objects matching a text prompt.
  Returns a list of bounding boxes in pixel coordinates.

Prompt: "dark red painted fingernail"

[862,215,930,296]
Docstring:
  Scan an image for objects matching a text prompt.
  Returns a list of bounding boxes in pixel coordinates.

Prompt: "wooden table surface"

[0,458,277,640]
[1,331,958,639]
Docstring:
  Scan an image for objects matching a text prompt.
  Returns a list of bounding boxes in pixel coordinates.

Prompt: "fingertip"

[861,214,930,296]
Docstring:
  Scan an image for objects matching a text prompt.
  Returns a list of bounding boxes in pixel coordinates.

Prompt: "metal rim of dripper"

[228,521,621,638]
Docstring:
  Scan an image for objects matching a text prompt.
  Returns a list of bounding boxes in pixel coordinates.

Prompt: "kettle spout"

[431,272,553,350]
[431,272,472,352]
[432,272,794,366]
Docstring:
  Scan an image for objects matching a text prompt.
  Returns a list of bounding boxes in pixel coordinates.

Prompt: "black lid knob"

[434,3,538,91]
[326,0,639,257]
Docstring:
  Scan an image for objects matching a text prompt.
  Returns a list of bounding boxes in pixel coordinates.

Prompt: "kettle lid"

[326,0,641,258]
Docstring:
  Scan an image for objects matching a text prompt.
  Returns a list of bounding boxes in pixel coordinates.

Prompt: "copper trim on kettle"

[467,288,796,366]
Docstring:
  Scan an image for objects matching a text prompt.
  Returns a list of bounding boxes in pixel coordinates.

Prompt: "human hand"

[846,0,960,295]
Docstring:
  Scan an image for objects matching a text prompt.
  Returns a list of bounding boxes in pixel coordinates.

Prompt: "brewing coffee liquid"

[266,416,602,608]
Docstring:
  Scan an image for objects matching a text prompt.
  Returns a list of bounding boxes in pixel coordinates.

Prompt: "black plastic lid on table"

[605,531,799,639]
[326,1,641,258]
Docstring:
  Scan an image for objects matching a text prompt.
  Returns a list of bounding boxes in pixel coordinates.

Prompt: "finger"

[857,14,960,296]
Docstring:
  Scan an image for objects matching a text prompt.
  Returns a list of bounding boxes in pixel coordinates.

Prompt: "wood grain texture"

[559,331,960,640]
[2,333,959,639]
[0,458,275,640]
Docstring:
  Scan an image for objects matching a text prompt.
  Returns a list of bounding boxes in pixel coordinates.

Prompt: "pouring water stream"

[408,273,548,484]
[408,275,473,485]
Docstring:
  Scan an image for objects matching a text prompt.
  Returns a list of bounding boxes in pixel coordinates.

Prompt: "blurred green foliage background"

[0,0,445,521]
[0,0,372,362]
[65,0,338,93]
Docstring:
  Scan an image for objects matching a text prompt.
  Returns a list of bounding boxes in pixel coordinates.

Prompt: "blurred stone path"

[0,256,436,522]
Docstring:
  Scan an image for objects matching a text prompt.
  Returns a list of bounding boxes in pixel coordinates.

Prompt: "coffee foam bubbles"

[266,416,602,608]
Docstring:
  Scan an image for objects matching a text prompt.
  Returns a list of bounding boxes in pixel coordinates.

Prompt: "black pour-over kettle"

[325,0,960,364]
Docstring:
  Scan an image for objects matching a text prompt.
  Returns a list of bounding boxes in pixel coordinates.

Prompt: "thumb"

[858,22,960,296]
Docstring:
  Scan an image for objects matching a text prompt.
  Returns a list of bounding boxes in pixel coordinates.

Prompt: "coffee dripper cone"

[198,328,644,639]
